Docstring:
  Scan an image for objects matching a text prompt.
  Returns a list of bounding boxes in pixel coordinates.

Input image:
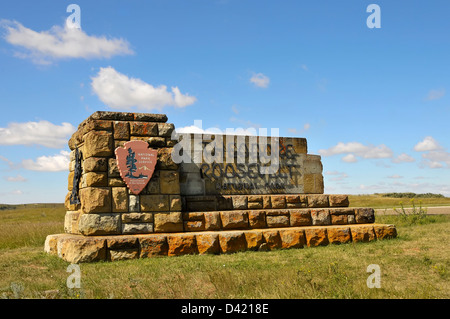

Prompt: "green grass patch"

[348,194,450,209]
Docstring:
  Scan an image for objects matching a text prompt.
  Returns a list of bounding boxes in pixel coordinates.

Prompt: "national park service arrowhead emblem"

[115,140,158,195]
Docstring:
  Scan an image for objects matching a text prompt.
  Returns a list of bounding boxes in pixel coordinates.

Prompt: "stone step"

[181,207,375,232]
[183,194,349,211]
[45,223,397,263]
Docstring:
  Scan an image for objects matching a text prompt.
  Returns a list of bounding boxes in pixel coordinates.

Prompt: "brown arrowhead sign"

[115,140,158,195]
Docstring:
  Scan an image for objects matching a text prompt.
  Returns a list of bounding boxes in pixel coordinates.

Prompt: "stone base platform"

[45,223,397,263]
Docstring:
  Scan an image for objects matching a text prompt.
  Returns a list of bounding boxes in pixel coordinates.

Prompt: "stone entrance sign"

[115,140,158,195]
[44,111,397,263]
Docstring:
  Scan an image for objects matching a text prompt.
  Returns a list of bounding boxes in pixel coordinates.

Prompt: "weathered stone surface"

[82,172,108,187]
[129,195,140,212]
[80,187,111,213]
[68,171,74,191]
[122,212,153,223]
[154,212,183,232]
[108,158,120,177]
[183,212,204,221]
[83,157,108,172]
[347,214,356,224]
[159,170,180,194]
[220,211,249,230]
[78,213,121,236]
[148,137,166,147]
[58,236,107,263]
[113,121,130,140]
[327,227,351,244]
[307,195,329,208]
[279,229,305,249]
[64,192,80,211]
[146,174,160,194]
[373,224,397,240]
[108,178,126,187]
[232,196,248,209]
[351,225,376,242]
[248,201,263,209]
[266,215,290,228]
[83,130,113,158]
[83,119,113,133]
[290,210,312,226]
[244,230,264,250]
[157,123,175,137]
[204,212,222,230]
[138,234,168,257]
[196,233,220,254]
[106,236,139,250]
[271,196,286,209]
[157,148,178,170]
[167,233,197,256]
[122,223,153,234]
[303,174,324,194]
[140,194,169,212]
[109,249,139,261]
[64,211,80,234]
[133,113,168,123]
[87,111,134,122]
[112,187,128,212]
[262,230,282,250]
[218,231,247,253]
[170,195,182,211]
[184,221,205,232]
[329,195,349,207]
[44,234,63,255]
[217,196,233,210]
[304,228,329,247]
[331,214,348,225]
[248,211,266,228]
[263,196,271,209]
[355,208,375,224]
[130,122,158,136]
[311,209,331,226]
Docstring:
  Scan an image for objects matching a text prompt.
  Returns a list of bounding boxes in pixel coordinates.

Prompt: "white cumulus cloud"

[0,121,75,148]
[250,73,270,88]
[21,150,70,172]
[414,136,441,152]
[91,67,197,111]
[318,141,393,162]
[1,20,133,64]
[425,88,445,101]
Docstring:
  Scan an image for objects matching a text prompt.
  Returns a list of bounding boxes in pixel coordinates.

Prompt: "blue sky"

[0,0,449,204]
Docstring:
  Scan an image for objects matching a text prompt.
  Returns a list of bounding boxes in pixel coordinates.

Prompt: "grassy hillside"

[0,202,449,298]
[348,194,450,209]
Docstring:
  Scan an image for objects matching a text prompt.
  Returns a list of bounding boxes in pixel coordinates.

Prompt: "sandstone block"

[244,230,264,250]
[307,195,329,208]
[232,196,248,209]
[183,212,204,221]
[331,214,348,225]
[58,236,107,263]
[83,130,113,158]
[83,157,108,172]
[311,209,331,226]
[111,187,128,212]
[351,225,376,242]
[373,224,397,240]
[157,123,175,137]
[80,187,111,213]
[303,174,324,194]
[122,223,154,234]
[218,231,247,253]
[106,236,139,250]
[157,148,178,170]
[248,201,263,209]
[167,234,197,256]
[304,228,329,247]
[108,158,120,177]
[64,211,80,234]
[271,196,286,209]
[204,212,222,230]
[154,212,183,232]
[266,215,289,228]
[248,211,266,228]
[82,119,112,132]
[138,234,168,257]
[196,233,220,254]
[217,196,233,210]
[279,229,305,249]
[130,122,158,136]
[329,195,349,207]
[109,249,139,261]
[355,208,375,224]
[78,213,121,236]
[220,211,249,230]
[44,234,62,255]
[263,196,271,209]
[140,194,169,212]
[327,227,351,244]
[290,210,312,226]
[262,230,282,250]
[113,121,130,140]
[184,221,205,232]
[108,178,125,187]
[170,195,182,211]
[129,195,140,212]
[148,137,166,147]
[133,113,168,123]
[122,212,153,223]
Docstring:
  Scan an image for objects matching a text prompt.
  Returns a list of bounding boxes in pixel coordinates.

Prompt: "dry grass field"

[0,199,449,299]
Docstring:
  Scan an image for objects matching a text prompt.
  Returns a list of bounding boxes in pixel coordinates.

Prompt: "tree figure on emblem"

[125,147,147,179]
